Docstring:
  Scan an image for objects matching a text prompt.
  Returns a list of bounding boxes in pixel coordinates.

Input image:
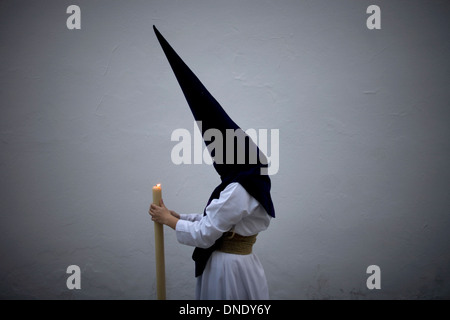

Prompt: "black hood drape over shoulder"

[153,26,275,276]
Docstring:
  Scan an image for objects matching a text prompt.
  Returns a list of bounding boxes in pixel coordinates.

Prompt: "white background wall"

[1,0,449,299]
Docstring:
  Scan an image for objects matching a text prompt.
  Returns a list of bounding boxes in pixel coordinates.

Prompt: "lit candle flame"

[156,183,161,187]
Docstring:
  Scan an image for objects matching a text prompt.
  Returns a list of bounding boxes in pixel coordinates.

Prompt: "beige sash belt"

[217,231,258,255]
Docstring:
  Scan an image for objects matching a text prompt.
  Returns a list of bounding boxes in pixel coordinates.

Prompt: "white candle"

[152,183,166,300]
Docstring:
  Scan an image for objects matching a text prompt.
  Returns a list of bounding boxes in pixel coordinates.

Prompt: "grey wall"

[1,0,449,299]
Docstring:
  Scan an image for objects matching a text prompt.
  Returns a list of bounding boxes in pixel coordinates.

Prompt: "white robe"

[176,182,272,300]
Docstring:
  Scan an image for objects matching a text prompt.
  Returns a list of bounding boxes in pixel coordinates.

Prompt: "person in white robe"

[151,26,276,300]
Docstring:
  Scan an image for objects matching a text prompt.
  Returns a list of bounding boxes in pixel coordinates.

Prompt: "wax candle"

[152,183,166,300]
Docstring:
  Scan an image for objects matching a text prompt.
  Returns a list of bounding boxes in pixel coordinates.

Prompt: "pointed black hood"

[153,26,269,177]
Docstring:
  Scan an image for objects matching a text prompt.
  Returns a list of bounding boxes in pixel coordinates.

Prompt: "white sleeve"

[175,182,258,248]
[179,213,202,222]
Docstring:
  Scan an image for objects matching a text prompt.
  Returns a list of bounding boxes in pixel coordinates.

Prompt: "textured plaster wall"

[1,0,449,299]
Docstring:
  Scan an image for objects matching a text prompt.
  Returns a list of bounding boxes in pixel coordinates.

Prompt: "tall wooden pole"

[152,184,166,300]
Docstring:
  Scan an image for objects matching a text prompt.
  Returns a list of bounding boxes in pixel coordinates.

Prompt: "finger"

[160,198,166,208]
[151,203,162,210]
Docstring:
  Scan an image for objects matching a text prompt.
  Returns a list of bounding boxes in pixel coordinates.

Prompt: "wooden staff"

[152,184,166,300]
